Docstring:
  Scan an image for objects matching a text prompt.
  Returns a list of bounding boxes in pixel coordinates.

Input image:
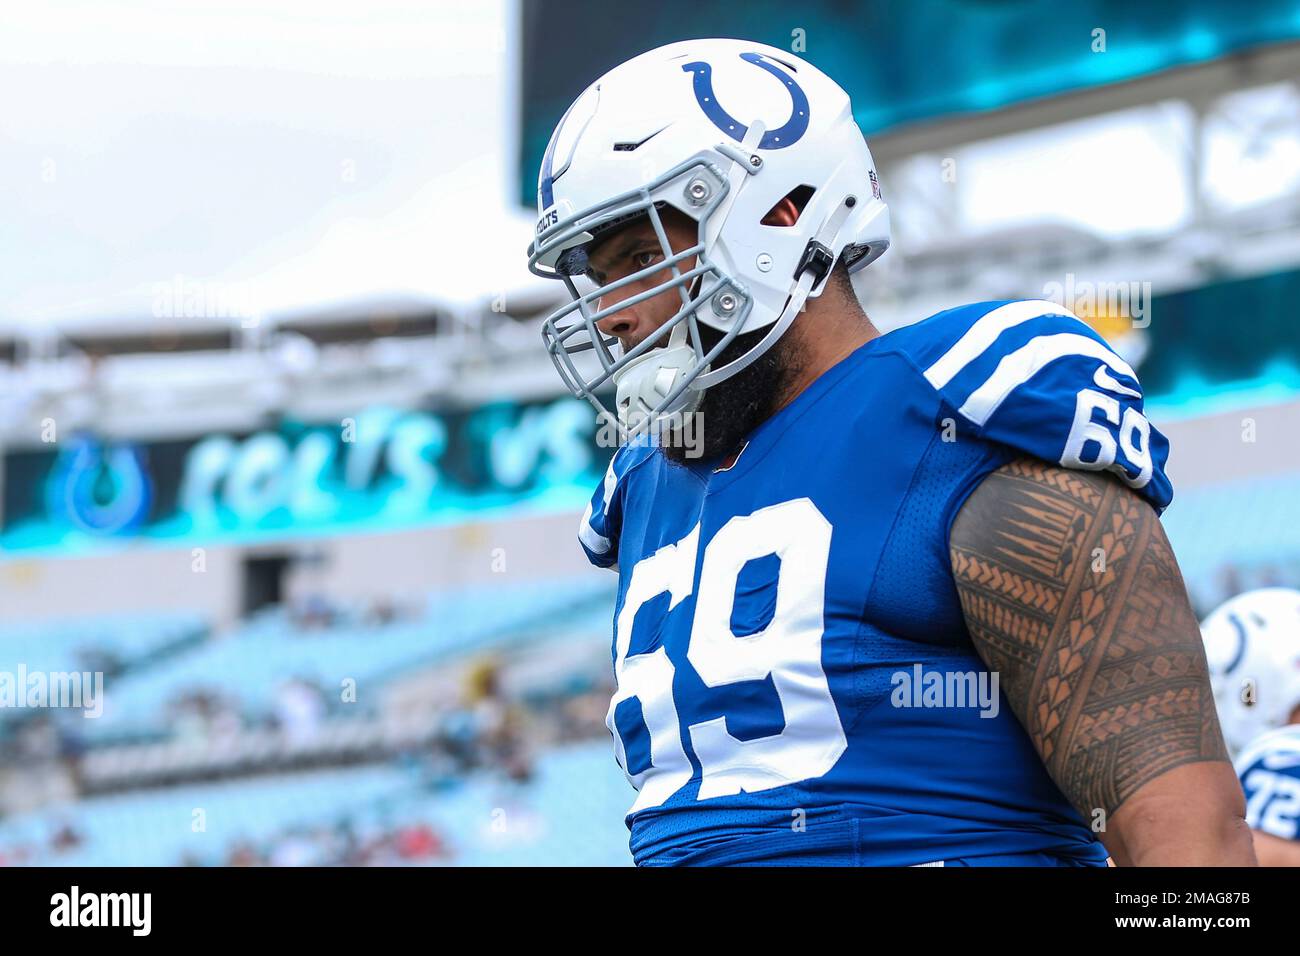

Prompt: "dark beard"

[662,325,804,465]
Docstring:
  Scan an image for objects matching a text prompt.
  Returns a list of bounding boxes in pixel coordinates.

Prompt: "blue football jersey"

[580,299,1172,866]
[1235,726,1300,842]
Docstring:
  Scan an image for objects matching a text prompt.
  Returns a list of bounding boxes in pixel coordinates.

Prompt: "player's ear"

[761,196,801,227]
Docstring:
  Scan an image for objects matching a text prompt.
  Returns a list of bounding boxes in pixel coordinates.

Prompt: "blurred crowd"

[188,818,453,867]
[0,591,614,865]
[287,593,412,632]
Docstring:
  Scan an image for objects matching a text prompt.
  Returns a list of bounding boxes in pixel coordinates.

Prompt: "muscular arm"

[949,457,1256,866]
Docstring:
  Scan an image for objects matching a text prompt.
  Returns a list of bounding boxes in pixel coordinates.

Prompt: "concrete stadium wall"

[0,507,603,630]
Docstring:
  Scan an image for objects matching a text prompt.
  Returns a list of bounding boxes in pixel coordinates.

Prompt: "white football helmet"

[1201,587,1300,754]
[526,38,890,434]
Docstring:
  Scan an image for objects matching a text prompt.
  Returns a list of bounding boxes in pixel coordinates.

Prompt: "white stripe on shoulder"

[578,499,611,555]
[603,450,620,503]
[577,451,624,556]
[923,300,1075,389]
[957,333,1137,427]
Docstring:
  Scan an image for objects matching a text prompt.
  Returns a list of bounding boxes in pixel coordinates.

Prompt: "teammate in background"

[1203,588,1300,865]
[526,39,1254,866]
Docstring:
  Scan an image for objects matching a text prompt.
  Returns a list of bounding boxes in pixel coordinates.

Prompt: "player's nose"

[595,299,647,348]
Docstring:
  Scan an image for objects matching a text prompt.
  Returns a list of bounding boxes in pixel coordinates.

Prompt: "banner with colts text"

[0,398,612,554]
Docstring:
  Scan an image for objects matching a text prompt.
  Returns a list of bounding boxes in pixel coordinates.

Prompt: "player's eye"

[632,250,661,270]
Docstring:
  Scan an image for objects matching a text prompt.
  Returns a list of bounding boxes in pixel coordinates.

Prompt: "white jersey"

[1234,724,1300,841]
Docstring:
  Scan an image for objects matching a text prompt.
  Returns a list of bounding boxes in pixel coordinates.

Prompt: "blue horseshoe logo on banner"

[683,52,809,149]
[48,436,153,535]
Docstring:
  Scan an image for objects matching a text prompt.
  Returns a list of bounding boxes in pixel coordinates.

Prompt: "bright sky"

[0,0,535,327]
[2,4,1296,329]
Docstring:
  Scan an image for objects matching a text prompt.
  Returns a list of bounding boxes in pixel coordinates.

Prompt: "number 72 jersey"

[580,299,1172,866]
[1236,726,1300,842]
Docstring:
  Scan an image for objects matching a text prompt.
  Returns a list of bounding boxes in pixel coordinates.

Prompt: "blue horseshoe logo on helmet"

[683,52,809,149]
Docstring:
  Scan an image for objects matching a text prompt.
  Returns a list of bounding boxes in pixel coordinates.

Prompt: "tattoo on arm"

[949,457,1228,820]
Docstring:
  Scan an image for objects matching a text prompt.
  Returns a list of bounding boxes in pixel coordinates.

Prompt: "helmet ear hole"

[762,185,815,226]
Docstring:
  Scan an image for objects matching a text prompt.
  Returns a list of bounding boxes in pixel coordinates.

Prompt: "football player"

[1203,587,1300,865]
[526,38,1255,866]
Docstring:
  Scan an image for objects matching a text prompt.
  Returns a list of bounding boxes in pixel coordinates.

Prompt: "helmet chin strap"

[703,121,767,253]
[692,195,856,390]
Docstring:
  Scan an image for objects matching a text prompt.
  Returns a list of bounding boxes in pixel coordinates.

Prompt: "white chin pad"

[613,335,702,434]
